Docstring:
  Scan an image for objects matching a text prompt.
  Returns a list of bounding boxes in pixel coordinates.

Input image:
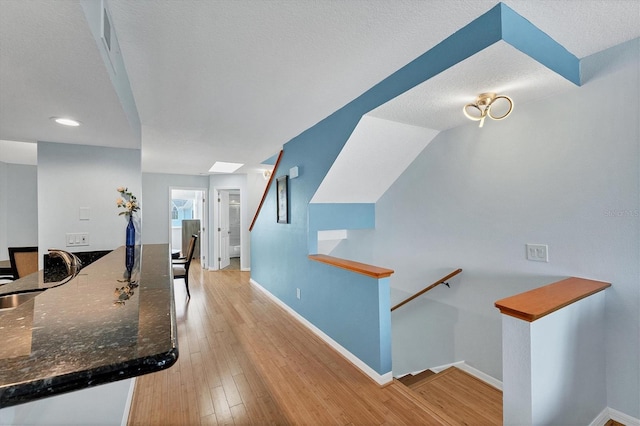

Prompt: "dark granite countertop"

[0,244,178,408]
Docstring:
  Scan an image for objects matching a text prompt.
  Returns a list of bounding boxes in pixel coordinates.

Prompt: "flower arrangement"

[116,187,140,216]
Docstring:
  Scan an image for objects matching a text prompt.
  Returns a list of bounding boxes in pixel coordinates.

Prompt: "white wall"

[503,292,607,425]
[7,164,38,249]
[37,141,141,258]
[0,378,133,425]
[141,173,209,245]
[332,39,639,417]
[10,140,140,424]
[140,172,265,270]
[210,172,267,271]
[0,163,38,260]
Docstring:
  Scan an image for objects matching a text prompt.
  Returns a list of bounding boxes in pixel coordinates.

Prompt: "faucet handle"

[48,249,83,276]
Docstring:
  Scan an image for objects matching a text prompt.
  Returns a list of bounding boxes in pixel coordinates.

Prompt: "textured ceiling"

[0,1,138,150]
[367,41,577,131]
[0,0,638,174]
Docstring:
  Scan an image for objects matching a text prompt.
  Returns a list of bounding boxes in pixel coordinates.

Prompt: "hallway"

[128,263,449,425]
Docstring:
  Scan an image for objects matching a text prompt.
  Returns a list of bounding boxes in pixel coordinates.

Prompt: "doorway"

[216,189,241,271]
[170,188,208,268]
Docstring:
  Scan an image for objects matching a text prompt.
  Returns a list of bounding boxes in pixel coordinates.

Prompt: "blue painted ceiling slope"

[339,2,580,122]
[306,2,581,242]
[499,4,579,85]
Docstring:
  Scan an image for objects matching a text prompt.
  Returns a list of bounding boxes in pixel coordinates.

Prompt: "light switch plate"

[526,244,548,262]
[66,232,89,247]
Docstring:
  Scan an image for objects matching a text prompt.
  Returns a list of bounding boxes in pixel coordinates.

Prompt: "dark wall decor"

[276,175,289,224]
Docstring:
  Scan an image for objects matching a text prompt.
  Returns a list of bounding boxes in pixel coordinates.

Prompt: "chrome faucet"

[48,249,83,276]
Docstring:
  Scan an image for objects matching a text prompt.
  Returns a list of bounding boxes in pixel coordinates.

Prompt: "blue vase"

[125,216,135,274]
[126,215,135,247]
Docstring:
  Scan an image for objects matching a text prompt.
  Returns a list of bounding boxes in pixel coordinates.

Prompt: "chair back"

[184,234,198,269]
[8,247,38,279]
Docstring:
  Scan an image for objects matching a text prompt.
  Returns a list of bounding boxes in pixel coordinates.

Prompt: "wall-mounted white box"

[79,207,90,220]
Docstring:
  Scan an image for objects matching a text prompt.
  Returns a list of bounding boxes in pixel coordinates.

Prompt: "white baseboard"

[207,266,251,272]
[590,408,610,426]
[419,360,503,391]
[590,407,640,426]
[610,407,640,426]
[249,278,393,386]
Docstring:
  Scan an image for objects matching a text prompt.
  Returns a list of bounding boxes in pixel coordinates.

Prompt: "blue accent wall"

[250,2,582,376]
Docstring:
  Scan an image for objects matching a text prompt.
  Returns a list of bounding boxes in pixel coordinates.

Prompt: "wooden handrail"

[249,150,283,231]
[494,277,610,322]
[391,268,462,312]
[308,254,394,279]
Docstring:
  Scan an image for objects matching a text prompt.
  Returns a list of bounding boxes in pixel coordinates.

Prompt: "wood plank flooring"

[409,367,502,425]
[397,369,436,387]
[128,263,449,425]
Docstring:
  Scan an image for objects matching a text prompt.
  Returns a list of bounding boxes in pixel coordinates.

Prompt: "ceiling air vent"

[100,0,117,74]
[102,5,111,52]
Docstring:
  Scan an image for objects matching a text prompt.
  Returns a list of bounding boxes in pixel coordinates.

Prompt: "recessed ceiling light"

[51,117,81,127]
[209,161,244,173]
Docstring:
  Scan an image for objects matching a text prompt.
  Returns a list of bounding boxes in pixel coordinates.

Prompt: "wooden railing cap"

[308,254,394,279]
[495,276,611,322]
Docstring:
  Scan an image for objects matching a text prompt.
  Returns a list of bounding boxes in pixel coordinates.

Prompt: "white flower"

[116,187,140,216]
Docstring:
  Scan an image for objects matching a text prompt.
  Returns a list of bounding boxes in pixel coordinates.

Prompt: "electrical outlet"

[526,244,548,262]
[296,288,301,299]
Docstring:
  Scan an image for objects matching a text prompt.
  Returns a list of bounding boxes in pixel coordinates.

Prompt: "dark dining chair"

[172,234,198,298]
[8,246,39,279]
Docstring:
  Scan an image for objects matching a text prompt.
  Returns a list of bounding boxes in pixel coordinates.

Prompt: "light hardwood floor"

[411,367,502,425]
[128,263,453,425]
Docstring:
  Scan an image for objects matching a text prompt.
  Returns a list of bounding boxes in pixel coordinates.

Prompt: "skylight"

[208,161,244,173]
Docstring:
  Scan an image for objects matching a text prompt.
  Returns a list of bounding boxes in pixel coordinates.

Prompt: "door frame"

[211,186,241,271]
[168,186,209,269]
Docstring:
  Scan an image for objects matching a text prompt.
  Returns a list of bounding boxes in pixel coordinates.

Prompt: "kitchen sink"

[0,290,45,311]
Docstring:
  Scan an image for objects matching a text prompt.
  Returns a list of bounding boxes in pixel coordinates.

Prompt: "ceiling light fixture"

[51,117,81,127]
[463,93,513,128]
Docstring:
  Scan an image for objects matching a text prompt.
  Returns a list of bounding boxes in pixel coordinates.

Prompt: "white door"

[200,192,207,268]
[218,191,230,269]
